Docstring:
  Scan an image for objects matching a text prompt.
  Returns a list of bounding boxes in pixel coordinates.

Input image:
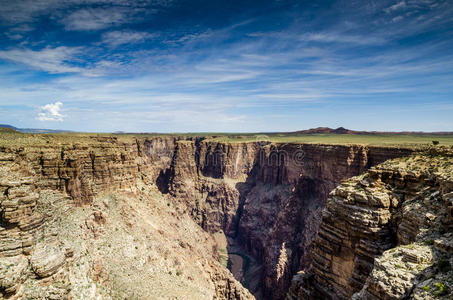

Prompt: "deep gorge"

[144,137,414,299]
[4,135,452,300]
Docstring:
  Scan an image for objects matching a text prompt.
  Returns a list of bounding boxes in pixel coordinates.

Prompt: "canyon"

[0,131,451,299]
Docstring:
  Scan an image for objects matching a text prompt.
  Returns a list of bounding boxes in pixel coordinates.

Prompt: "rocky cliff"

[0,131,424,299]
[151,140,414,299]
[288,148,453,300]
[0,133,251,299]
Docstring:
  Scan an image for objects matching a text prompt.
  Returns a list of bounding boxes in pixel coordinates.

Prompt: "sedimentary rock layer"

[154,140,414,299]
[0,132,416,299]
[289,149,453,300]
[0,134,251,299]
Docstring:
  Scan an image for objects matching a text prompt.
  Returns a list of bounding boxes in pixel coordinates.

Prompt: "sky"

[0,0,452,132]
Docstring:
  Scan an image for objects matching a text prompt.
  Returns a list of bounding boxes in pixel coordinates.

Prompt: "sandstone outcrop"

[290,149,453,300]
[30,243,66,278]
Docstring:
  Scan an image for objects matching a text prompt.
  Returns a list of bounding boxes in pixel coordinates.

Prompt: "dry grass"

[2,129,453,148]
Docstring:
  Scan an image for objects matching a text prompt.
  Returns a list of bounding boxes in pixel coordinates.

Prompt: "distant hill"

[0,124,18,130]
[1,124,452,135]
[292,127,356,134]
[0,124,72,134]
[0,127,20,133]
[291,127,453,136]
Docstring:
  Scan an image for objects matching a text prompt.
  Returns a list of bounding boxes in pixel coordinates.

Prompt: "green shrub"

[434,282,448,296]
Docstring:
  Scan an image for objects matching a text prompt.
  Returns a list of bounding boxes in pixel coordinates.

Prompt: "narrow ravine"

[227,237,264,298]
[155,140,415,299]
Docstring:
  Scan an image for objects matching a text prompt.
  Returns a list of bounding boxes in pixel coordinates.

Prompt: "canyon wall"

[0,133,418,299]
[0,135,251,299]
[151,140,414,299]
[287,149,453,300]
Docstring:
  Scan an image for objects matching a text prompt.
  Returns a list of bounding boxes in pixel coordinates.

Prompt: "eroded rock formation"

[2,131,435,300]
[148,140,414,299]
[288,149,453,300]
[0,134,251,299]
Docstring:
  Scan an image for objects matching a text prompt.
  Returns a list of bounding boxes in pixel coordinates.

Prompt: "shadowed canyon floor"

[0,130,452,299]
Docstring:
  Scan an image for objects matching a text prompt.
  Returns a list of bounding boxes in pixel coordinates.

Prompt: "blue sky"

[0,0,452,132]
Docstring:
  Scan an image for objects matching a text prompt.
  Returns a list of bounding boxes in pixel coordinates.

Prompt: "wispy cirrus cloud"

[0,0,452,132]
[0,0,60,24]
[62,7,131,31]
[0,0,175,25]
[384,1,407,13]
[102,30,158,47]
[0,46,82,73]
[299,32,387,45]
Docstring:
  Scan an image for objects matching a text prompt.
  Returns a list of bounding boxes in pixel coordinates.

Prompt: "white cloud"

[0,0,175,25]
[300,32,386,45]
[5,33,23,40]
[37,101,65,121]
[62,7,129,31]
[165,30,213,46]
[102,30,157,47]
[385,1,407,13]
[4,24,33,40]
[0,0,60,24]
[0,46,82,73]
